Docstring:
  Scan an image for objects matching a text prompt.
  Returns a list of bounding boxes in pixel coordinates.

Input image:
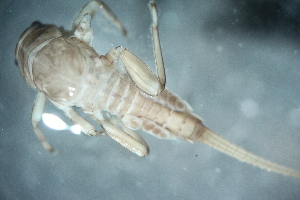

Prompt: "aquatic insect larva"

[15,0,300,178]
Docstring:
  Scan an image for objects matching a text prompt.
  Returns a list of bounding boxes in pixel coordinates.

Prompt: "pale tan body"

[15,1,300,178]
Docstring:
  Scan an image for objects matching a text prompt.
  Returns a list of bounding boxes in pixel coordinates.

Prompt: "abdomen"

[101,75,206,140]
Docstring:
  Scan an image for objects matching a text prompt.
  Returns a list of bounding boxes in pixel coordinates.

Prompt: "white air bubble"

[42,113,68,130]
[42,113,81,135]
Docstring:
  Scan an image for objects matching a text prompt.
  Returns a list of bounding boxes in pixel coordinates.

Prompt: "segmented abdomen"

[85,68,206,141]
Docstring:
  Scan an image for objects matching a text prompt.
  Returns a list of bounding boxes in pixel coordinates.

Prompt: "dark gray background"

[1,0,300,199]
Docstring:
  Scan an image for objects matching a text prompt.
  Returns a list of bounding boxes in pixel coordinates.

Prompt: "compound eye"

[30,21,42,27]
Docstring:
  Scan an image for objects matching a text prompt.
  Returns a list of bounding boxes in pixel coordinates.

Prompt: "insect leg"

[102,121,149,156]
[74,14,94,45]
[72,0,127,36]
[86,110,149,157]
[111,1,165,96]
[109,115,149,151]
[149,1,166,90]
[51,102,102,137]
[31,92,54,152]
[106,46,164,96]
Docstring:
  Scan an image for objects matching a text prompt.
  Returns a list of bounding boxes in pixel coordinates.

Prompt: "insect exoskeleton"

[16,22,104,104]
[15,0,300,178]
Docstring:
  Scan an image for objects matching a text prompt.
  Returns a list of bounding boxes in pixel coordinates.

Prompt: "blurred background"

[1,0,300,199]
